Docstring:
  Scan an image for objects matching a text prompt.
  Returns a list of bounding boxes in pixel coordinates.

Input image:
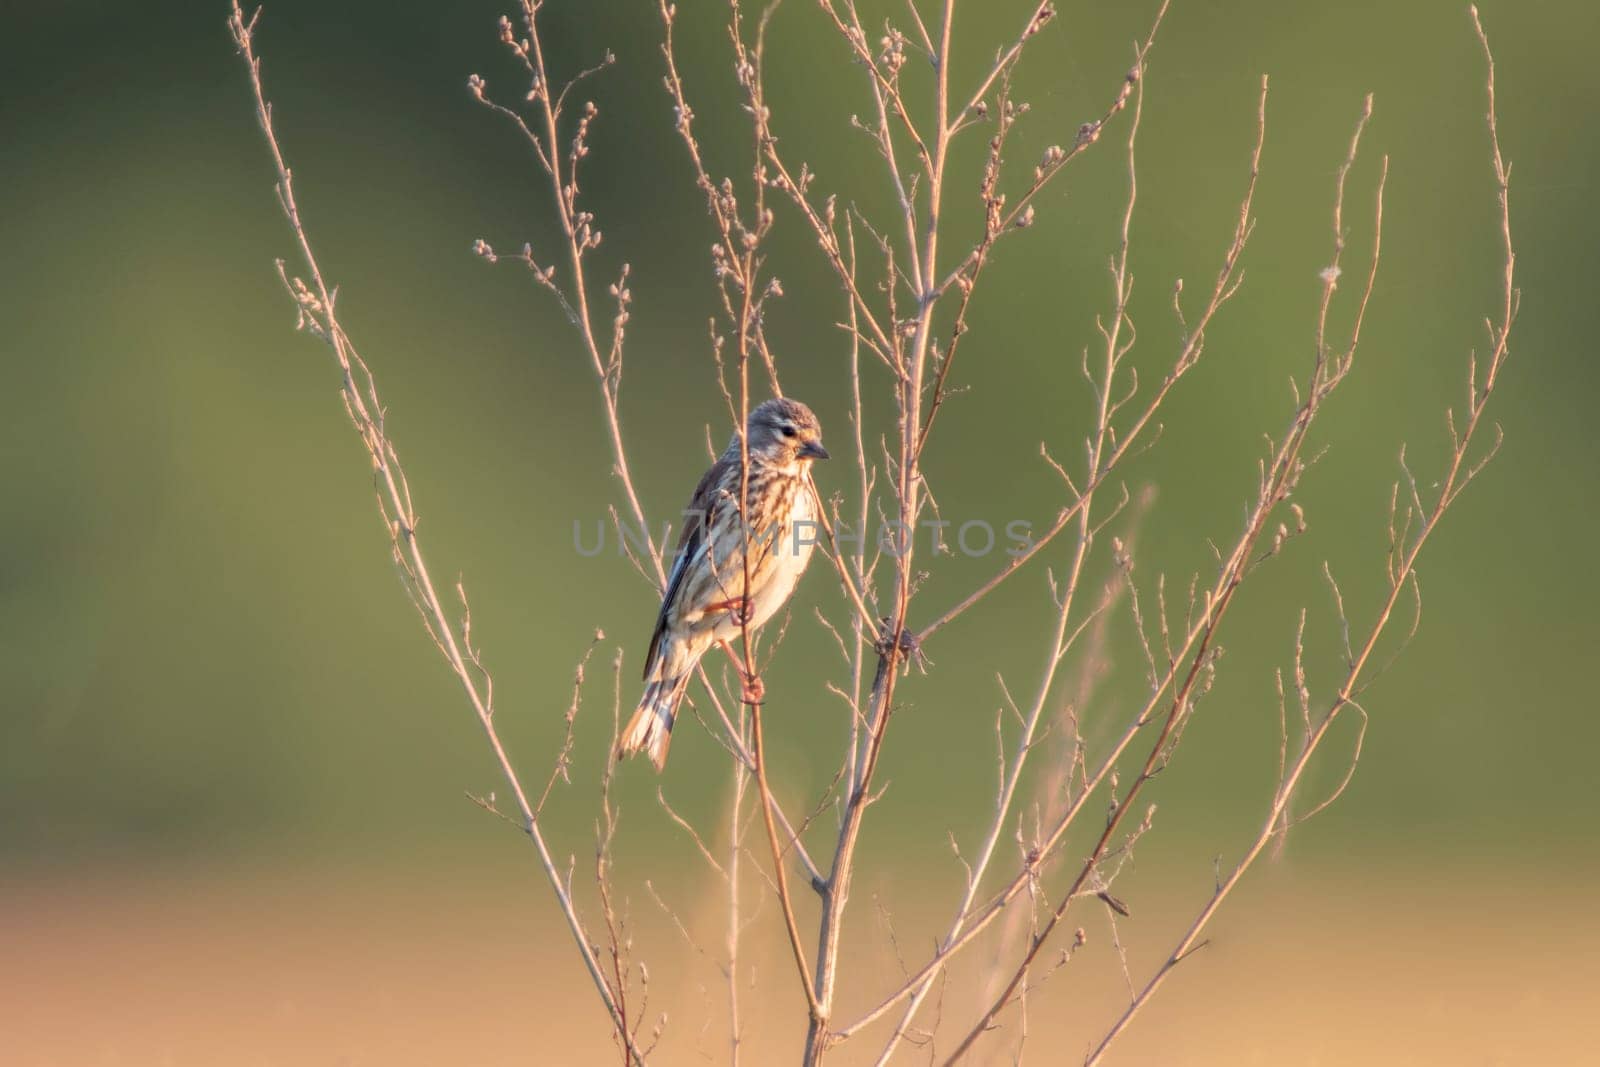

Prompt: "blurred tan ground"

[4,860,1594,1066]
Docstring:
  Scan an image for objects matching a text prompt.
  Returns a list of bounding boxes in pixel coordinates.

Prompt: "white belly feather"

[697,475,818,644]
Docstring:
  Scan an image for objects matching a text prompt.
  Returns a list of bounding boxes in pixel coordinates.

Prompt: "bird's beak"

[800,440,831,461]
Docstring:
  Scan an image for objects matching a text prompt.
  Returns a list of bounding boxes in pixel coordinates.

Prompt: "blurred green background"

[3,0,1596,1062]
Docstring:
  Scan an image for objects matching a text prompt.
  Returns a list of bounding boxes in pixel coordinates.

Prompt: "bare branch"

[228,5,641,1056]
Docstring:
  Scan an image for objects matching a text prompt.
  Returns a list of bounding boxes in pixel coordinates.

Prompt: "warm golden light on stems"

[234,0,1518,1061]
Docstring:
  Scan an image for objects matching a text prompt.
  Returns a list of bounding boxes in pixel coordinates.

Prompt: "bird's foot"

[707,597,755,626]
[741,674,766,706]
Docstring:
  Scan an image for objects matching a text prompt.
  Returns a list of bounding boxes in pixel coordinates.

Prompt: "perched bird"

[618,398,830,770]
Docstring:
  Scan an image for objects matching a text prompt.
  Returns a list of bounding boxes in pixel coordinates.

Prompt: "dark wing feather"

[644,455,734,678]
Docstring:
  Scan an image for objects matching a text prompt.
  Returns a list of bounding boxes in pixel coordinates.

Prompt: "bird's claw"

[713,597,753,626]
[741,674,766,705]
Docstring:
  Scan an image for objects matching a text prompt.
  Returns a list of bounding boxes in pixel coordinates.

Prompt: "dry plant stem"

[800,3,964,1056]
[811,67,948,1067]
[705,677,826,888]
[940,83,1381,1064]
[728,137,819,1021]
[660,0,822,1021]
[656,0,785,395]
[917,2,1167,457]
[657,2,940,1055]
[872,37,1152,1064]
[726,720,748,1066]
[842,219,876,813]
[916,53,1297,641]
[752,701,823,1018]
[787,4,1186,1059]
[486,1,661,569]
[1084,9,1514,1061]
[832,70,1270,1046]
[597,653,649,1066]
[226,6,642,1060]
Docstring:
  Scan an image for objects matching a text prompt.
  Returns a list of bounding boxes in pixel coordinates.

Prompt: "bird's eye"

[781,424,797,438]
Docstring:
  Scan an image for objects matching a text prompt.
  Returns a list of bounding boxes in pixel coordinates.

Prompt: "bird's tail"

[618,672,692,771]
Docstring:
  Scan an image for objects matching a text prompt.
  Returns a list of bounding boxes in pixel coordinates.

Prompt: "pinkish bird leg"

[741,674,765,706]
[716,640,765,705]
[704,596,754,625]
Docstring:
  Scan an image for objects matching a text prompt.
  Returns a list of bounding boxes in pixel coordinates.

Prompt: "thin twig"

[227,6,641,1058]
[1084,11,1514,1060]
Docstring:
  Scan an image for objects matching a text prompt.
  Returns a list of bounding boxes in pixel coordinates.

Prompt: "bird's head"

[741,397,829,472]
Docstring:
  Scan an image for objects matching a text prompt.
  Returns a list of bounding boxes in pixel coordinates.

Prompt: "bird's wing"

[644,455,733,678]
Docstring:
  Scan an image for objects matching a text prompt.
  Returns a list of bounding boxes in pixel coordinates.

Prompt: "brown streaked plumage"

[618,398,829,769]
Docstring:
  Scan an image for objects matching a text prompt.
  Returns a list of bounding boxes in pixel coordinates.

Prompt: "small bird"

[618,397,830,770]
